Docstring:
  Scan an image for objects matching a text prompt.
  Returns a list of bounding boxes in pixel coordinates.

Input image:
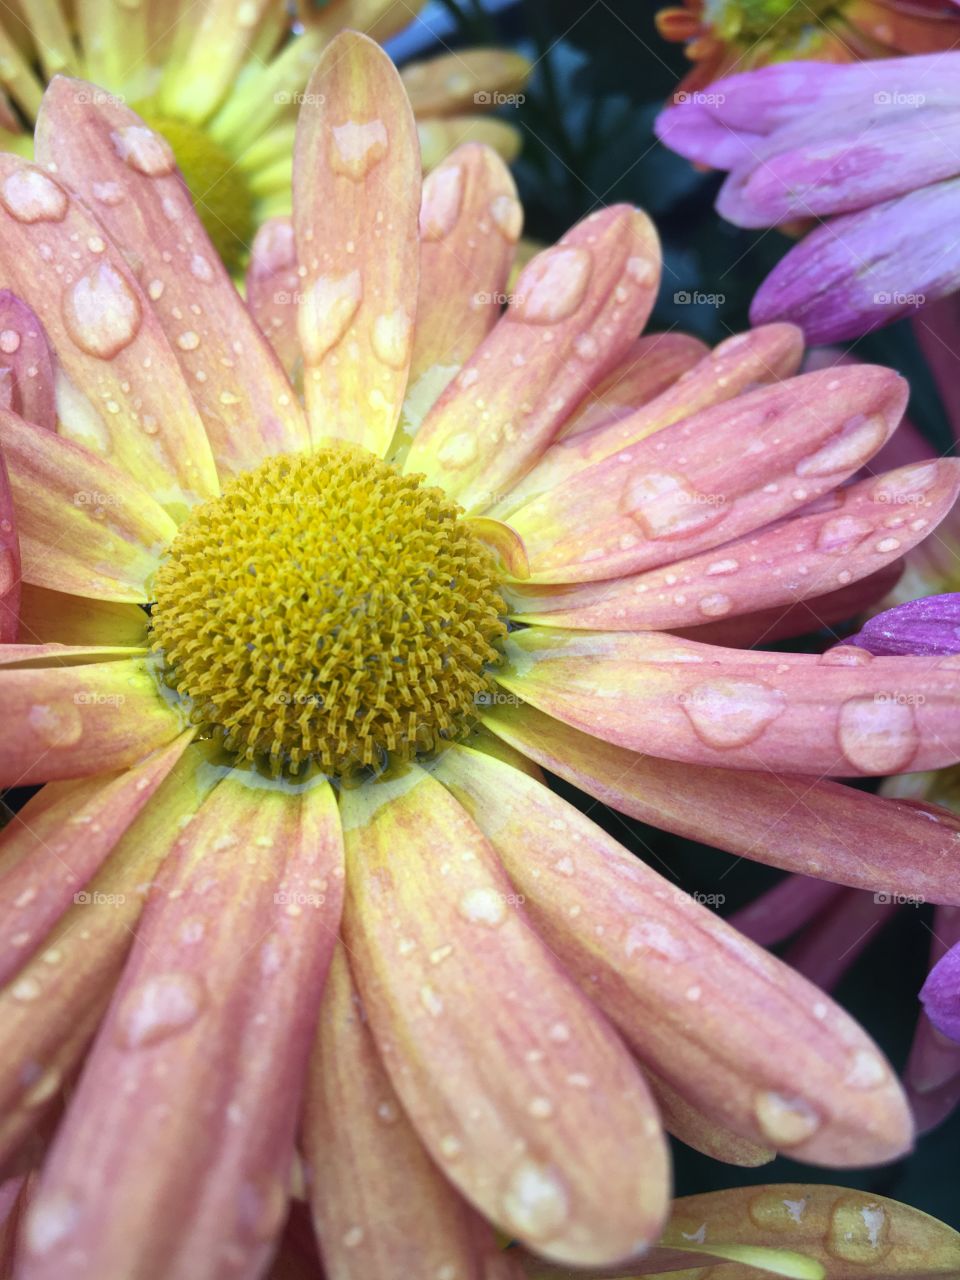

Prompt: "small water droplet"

[457,886,506,926]
[111,125,176,177]
[437,430,478,470]
[28,702,83,748]
[329,119,388,181]
[190,254,214,283]
[419,983,444,1016]
[697,592,732,617]
[513,247,591,324]
[420,163,464,241]
[24,1189,82,1256]
[177,330,200,351]
[0,327,21,353]
[795,414,886,478]
[371,308,412,370]
[816,515,874,552]
[0,167,68,223]
[844,1049,888,1089]
[114,971,207,1048]
[490,193,523,243]
[342,1225,365,1248]
[299,270,362,362]
[62,261,142,359]
[754,1091,820,1146]
[826,1196,890,1262]
[500,1160,569,1241]
[838,696,918,773]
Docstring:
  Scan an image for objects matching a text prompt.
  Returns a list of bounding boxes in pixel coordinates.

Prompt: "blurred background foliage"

[406,0,960,1226]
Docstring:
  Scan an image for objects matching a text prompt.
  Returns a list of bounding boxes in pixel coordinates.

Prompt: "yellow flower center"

[134,109,255,274]
[704,0,833,45]
[150,447,507,779]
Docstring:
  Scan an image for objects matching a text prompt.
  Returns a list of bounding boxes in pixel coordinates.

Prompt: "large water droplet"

[513,247,591,325]
[747,1189,809,1230]
[62,262,142,359]
[826,1196,891,1263]
[110,125,176,177]
[28,701,83,748]
[420,164,464,241]
[24,1189,82,1256]
[500,1160,569,1241]
[872,461,938,503]
[299,270,361,362]
[490,193,523,243]
[838,696,918,773]
[795,414,886,478]
[114,971,207,1048]
[816,515,874,553]
[754,1091,820,1146]
[0,167,68,223]
[436,430,479,470]
[372,308,412,370]
[329,119,388,181]
[621,469,729,541]
[681,679,786,750]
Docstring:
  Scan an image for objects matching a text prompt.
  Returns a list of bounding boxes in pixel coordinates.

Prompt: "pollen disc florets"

[150,447,508,778]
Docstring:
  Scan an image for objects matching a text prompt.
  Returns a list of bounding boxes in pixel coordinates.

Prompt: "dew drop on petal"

[0,328,20,353]
[490,193,523,243]
[747,1189,808,1230]
[838,695,918,773]
[826,1197,891,1263]
[500,1160,569,1241]
[329,119,388,181]
[420,164,464,241]
[299,270,361,362]
[177,330,201,352]
[621,469,728,541]
[820,645,872,667]
[24,1189,82,1256]
[872,462,938,502]
[28,702,83,748]
[795,414,886,478]
[437,430,478,470]
[816,515,874,553]
[114,971,207,1049]
[190,254,214,283]
[62,262,142,359]
[110,125,176,177]
[697,592,733,618]
[371,308,412,370]
[457,886,506,926]
[754,1091,820,1146]
[0,168,68,223]
[681,679,786,750]
[844,1049,888,1089]
[513,247,591,325]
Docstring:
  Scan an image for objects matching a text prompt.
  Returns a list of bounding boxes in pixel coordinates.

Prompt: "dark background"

[410,0,960,1227]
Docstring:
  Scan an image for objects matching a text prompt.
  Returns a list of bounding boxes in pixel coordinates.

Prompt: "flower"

[0,0,530,272]
[655,55,960,342]
[656,0,960,93]
[3,31,960,1279]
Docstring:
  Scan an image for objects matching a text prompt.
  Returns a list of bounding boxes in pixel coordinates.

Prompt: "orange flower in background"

[2,29,960,1280]
[656,0,960,92]
[0,0,530,270]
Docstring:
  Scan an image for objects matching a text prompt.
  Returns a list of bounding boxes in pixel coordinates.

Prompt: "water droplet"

[0,167,68,223]
[457,886,506,926]
[844,1049,888,1089]
[513,247,591,325]
[0,327,21,353]
[437,430,478,470]
[872,462,938,502]
[681,679,786,750]
[419,983,444,1016]
[816,515,874,552]
[372,308,412,370]
[439,1134,462,1159]
[826,1196,890,1262]
[528,1095,554,1118]
[190,254,214,283]
[177,330,200,351]
[62,262,142,359]
[626,255,656,285]
[299,270,361,362]
[329,119,388,181]
[748,1189,808,1230]
[501,1160,569,1241]
[795,414,886,478]
[621,469,728,541]
[91,179,124,205]
[343,1224,365,1248]
[24,1189,82,1256]
[420,163,464,241]
[820,645,872,667]
[110,125,176,177]
[114,971,207,1048]
[754,1091,820,1146]
[12,975,42,1002]
[838,696,918,773]
[697,592,732,617]
[490,193,523,243]
[28,701,83,748]
[22,1066,62,1109]
[625,920,689,961]
[573,332,599,360]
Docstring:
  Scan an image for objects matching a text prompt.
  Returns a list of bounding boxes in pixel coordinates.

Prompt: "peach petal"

[0,291,55,430]
[645,1069,775,1167]
[0,656,184,786]
[20,771,344,1280]
[35,79,309,477]
[293,33,421,456]
[0,741,220,1172]
[0,154,218,512]
[304,943,500,1278]
[406,206,661,511]
[246,217,300,378]
[506,460,960,627]
[0,406,176,601]
[499,627,960,776]
[497,323,804,515]
[556,332,710,441]
[418,116,523,171]
[340,768,670,1267]
[17,585,147,648]
[505,365,907,583]
[480,701,960,905]
[400,49,532,118]
[0,731,192,985]
[0,434,19,642]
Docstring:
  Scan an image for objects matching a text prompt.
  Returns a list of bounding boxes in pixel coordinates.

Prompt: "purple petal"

[921,942,960,1045]
[845,594,960,657]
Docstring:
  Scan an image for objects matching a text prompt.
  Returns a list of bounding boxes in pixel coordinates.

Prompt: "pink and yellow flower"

[0,0,530,271]
[3,30,960,1280]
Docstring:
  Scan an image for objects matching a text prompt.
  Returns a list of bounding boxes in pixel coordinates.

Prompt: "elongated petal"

[246,217,300,377]
[499,627,960,776]
[0,656,184,785]
[481,701,960,904]
[20,771,344,1280]
[436,746,911,1165]
[848,592,960,657]
[751,179,960,343]
[0,732,192,984]
[907,905,960,1133]
[495,323,804,516]
[731,875,845,948]
[0,740,221,1172]
[36,79,309,476]
[341,767,670,1267]
[0,291,55,429]
[418,116,522,171]
[786,890,897,991]
[506,460,960,628]
[556,332,709,440]
[506,365,906,582]
[0,434,19,641]
[293,32,421,456]
[401,49,532,117]
[406,206,661,510]
[0,155,218,511]
[304,943,499,1279]
[1,406,176,601]
[17,585,147,648]
[645,1070,775,1167]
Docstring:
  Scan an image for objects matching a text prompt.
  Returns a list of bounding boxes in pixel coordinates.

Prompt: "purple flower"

[921,942,960,1044]
[655,56,960,342]
[845,594,960,656]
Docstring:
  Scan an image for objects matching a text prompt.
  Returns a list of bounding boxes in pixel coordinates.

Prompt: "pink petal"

[0,434,19,642]
[786,889,899,990]
[0,292,55,430]
[246,217,300,378]
[730,875,846,948]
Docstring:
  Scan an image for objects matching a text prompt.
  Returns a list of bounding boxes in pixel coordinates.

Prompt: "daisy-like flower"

[656,0,960,94]
[0,0,530,272]
[4,31,960,1280]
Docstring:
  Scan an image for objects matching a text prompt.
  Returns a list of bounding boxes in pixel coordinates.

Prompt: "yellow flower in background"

[0,0,530,271]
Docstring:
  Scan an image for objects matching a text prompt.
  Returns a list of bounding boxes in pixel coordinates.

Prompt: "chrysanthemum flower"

[0,0,530,272]
[656,0,960,94]
[4,31,960,1280]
